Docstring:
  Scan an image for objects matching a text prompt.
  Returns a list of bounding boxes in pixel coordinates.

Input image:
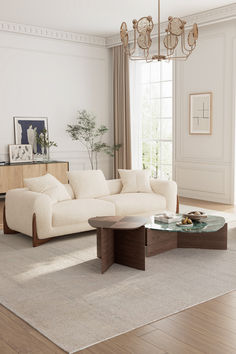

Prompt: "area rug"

[1,206,236,353]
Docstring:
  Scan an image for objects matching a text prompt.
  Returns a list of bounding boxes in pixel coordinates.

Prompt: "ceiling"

[0,0,234,37]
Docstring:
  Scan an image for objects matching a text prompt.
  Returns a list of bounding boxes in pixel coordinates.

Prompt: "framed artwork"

[9,144,33,163]
[189,92,212,135]
[14,117,48,158]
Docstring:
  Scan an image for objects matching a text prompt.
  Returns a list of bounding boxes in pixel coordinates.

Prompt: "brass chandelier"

[120,0,198,61]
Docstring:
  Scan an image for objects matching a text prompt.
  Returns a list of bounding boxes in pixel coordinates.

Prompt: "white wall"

[175,20,236,204]
[0,32,113,178]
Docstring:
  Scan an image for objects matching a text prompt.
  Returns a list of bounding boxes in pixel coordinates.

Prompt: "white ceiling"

[0,0,234,37]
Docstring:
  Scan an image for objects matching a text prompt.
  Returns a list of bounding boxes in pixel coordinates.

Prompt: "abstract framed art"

[14,117,48,159]
[9,144,33,163]
[189,92,212,135]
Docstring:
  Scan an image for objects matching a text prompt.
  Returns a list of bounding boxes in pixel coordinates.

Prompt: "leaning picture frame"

[189,92,212,135]
[9,144,33,163]
[14,117,48,159]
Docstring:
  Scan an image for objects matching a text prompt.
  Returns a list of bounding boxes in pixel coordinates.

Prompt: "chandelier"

[120,0,198,61]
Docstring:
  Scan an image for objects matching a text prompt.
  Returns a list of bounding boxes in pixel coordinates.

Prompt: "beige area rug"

[1,205,236,353]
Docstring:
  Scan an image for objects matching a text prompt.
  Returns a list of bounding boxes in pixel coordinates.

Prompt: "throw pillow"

[118,169,152,193]
[24,173,71,202]
[67,170,110,199]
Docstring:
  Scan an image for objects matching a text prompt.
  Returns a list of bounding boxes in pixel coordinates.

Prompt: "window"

[130,60,173,180]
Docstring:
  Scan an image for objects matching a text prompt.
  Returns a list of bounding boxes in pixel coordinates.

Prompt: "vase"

[43,148,50,161]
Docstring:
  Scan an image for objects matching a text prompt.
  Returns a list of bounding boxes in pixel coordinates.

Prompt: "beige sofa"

[4,178,177,247]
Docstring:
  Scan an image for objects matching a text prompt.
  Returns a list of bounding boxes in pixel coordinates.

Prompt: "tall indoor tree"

[66,110,121,169]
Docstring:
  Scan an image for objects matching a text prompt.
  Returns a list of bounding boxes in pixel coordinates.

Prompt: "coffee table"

[89,215,227,273]
[88,216,147,273]
[145,215,227,256]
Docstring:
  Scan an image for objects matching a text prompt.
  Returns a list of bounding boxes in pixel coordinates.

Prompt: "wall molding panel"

[0,21,106,47]
[176,32,226,164]
[176,163,230,203]
[174,21,236,204]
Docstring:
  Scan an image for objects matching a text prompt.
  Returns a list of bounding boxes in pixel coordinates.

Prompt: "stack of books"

[154,212,182,224]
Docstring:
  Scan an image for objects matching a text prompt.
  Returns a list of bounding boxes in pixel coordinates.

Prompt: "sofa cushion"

[52,199,115,227]
[118,169,152,193]
[24,173,71,203]
[107,179,122,195]
[99,193,166,216]
[67,170,110,199]
[63,184,75,199]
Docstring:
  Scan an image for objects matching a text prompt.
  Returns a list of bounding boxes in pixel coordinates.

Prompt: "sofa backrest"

[64,179,122,198]
[106,179,122,195]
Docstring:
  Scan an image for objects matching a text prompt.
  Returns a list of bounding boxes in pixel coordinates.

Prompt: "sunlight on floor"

[14,249,95,281]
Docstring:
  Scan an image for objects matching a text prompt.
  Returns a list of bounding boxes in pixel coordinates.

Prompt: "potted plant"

[66,110,121,169]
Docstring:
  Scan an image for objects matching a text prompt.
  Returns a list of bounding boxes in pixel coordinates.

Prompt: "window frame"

[136,61,174,180]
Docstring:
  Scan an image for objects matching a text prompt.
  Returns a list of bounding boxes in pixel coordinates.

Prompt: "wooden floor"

[0,197,236,354]
[80,291,236,354]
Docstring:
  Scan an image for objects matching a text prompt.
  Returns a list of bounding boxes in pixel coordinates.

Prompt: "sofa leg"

[3,206,18,234]
[176,195,179,214]
[32,213,51,247]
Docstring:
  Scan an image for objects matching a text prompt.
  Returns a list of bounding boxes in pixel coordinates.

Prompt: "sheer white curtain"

[129,62,143,169]
[129,59,173,179]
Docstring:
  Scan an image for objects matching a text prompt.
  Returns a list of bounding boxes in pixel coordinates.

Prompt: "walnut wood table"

[89,215,227,274]
[145,215,227,257]
[88,216,147,274]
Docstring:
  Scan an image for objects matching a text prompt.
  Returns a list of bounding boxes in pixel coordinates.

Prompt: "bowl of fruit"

[183,211,207,221]
[176,216,193,227]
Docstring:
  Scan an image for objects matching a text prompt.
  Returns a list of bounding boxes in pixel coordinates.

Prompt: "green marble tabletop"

[145,215,226,233]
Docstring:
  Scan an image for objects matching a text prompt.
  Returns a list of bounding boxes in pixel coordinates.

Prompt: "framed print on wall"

[14,117,48,159]
[189,92,212,135]
[9,144,33,163]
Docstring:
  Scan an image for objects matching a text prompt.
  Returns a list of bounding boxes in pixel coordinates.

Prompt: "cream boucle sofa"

[4,178,177,247]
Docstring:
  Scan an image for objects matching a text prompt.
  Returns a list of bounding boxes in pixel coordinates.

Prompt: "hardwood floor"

[78,291,236,354]
[0,197,236,353]
[179,196,236,213]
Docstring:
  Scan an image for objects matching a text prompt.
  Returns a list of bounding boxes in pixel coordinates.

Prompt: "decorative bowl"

[183,211,207,221]
[176,221,193,227]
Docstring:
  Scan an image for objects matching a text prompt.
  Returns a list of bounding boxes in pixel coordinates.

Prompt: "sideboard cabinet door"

[0,166,23,193]
[0,162,69,194]
[22,164,47,179]
[47,162,69,184]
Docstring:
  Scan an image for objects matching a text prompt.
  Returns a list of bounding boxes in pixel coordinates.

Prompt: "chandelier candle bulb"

[120,0,198,61]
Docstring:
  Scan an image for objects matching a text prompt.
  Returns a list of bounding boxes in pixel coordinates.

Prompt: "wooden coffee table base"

[97,226,146,274]
[90,216,227,273]
[146,223,227,257]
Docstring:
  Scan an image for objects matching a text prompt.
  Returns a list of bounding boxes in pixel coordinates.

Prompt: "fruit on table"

[182,217,193,225]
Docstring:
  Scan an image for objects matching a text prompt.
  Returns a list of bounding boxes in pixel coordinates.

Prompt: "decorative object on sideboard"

[189,92,212,135]
[36,129,57,161]
[9,144,33,163]
[66,110,121,169]
[14,117,48,160]
[120,0,198,62]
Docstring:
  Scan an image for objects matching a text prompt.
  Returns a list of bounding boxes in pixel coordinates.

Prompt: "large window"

[130,60,173,180]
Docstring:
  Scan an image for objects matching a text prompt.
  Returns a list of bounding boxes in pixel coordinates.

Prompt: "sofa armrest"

[5,188,53,238]
[150,179,178,212]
